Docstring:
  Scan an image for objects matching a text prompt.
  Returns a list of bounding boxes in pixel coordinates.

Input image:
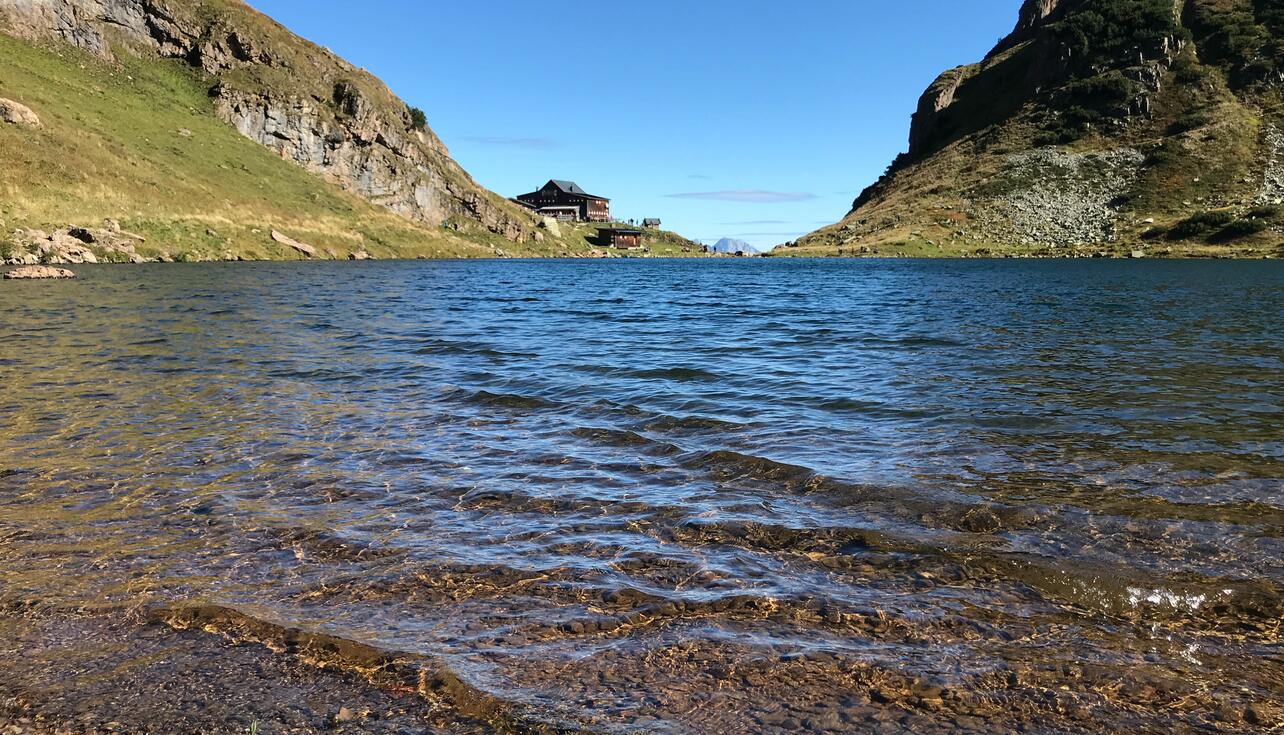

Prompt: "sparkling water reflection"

[1,259,1281,733]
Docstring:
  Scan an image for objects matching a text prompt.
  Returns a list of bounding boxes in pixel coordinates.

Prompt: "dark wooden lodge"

[600,228,643,249]
[514,180,611,222]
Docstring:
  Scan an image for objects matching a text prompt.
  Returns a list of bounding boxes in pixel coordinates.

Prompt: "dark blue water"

[1,259,1281,733]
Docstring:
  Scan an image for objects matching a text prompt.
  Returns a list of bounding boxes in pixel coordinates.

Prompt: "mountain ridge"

[0,0,707,261]
[787,0,1284,258]
[709,237,759,255]
[0,0,538,243]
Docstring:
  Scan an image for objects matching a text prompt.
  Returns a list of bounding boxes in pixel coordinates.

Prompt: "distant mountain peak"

[710,238,760,254]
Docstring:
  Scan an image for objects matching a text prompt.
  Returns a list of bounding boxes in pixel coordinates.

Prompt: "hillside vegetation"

[789,0,1284,258]
[0,33,497,261]
[0,0,699,262]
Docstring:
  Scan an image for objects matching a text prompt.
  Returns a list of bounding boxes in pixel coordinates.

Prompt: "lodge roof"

[537,179,609,201]
[601,228,643,235]
[550,179,586,194]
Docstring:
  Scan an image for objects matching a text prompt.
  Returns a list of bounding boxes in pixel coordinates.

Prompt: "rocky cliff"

[793,0,1284,258]
[0,0,536,243]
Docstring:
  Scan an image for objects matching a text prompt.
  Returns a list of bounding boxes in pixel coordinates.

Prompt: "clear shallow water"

[0,259,1281,733]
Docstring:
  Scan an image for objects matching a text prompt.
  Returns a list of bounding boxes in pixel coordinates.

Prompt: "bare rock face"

[995,0,1075,55]
[908,67,973,157]
[4,265,76,279]
[904,1,1081,161]
[0,0,536,243]
[217,88,462,233]
[0,97,40,126]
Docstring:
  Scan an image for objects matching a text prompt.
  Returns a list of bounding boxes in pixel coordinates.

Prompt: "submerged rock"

[0,98,40,127]
[4,265,75,279]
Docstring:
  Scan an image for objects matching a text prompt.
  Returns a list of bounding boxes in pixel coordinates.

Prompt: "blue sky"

[249,1,1023,248]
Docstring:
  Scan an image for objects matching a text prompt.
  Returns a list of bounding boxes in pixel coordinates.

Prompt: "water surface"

[1,259,1281,733]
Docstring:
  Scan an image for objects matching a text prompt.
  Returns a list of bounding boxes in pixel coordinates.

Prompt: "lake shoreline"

[0,607,504,735]
[4,253,1282,277]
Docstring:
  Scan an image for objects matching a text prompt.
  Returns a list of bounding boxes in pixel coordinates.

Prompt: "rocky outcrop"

[0,97,40,126]
[0,0,536,242]
[904,0,1184,162]
[211,87,527,242]
[4,265,76,279]
[904,0,1070,161]
[5,225,150,264]
[908,67,975,157]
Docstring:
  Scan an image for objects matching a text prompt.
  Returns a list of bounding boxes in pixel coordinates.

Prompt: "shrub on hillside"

[1064,73,1139,109]
[408,106,427,131]
[1052,0,1183,75]
[1247,204,1282,220]
[1212,217,1271,241]
[1038,72,1139,142]
[1171,54,1205,84]
[1168,210,1236,239]
[1144,143,1181,167]
[1185,0,1281,86]
[1167,110,1214,135]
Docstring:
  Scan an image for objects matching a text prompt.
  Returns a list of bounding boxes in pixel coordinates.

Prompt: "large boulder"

[0,97,39,127]
[0,98,40,127]
[271,229,317,258]
[5,265,75,279]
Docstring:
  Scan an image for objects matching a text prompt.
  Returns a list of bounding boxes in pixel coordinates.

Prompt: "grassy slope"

[0,34,503,260]
[0,33,703,261]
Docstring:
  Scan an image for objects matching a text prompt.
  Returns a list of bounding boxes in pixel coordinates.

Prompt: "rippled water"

[1,259,1282,733]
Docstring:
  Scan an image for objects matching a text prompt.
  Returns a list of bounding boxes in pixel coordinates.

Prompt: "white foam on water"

[1125,586,1210,612]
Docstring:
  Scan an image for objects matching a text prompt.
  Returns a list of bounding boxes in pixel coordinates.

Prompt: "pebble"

[333,706,356,724]
[1245,702,1274,726]
[805,711,843,730]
